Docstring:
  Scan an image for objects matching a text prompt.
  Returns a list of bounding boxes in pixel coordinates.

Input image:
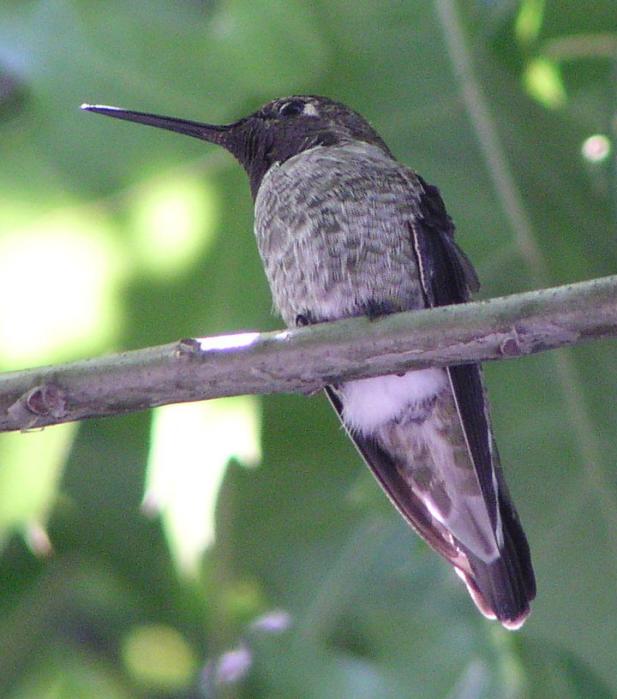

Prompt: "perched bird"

[82,95,535,628]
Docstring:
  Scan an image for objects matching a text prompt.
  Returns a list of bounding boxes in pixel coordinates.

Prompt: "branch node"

[175,337,203,358]
[500,323,531,357]
[500,336,523,357]
[26,384,67,418]
[7,383,68,429]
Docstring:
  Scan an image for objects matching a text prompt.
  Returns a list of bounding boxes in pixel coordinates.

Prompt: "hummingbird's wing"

[326,175,534,628]
[408,176,535,625]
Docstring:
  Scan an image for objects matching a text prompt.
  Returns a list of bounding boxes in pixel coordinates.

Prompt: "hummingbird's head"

[81,95,393,198]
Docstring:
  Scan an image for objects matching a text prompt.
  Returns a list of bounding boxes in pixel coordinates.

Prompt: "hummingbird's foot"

[362,299,397,321]
[295,312,315,327]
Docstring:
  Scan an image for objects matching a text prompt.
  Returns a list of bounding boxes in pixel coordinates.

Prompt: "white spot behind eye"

[303,103,319,117]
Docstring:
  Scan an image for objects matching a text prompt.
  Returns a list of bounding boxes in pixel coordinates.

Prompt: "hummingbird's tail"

[324,383,536,630]
[456,473,536,629]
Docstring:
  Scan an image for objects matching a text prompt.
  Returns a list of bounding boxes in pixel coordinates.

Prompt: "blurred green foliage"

[1,0,616,697]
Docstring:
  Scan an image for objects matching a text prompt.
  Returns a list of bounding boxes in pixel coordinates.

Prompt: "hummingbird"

[82,95,536,628]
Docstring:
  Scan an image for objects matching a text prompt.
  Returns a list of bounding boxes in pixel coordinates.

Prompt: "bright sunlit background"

[0,1,616,697]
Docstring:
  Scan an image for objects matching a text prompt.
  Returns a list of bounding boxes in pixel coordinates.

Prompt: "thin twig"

[0,275,615,433]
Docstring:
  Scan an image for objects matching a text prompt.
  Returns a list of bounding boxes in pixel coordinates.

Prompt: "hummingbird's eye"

[278,100,306,117]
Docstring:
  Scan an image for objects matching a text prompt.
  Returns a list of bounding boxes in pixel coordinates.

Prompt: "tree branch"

[1,274,616,432]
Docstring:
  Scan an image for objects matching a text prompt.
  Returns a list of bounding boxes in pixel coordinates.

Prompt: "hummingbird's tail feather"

[457,510,535,629]
[458,467,536,628]
[324,384,536,629]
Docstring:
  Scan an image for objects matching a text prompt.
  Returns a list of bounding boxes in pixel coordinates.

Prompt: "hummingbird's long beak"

[80,104,231,146]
